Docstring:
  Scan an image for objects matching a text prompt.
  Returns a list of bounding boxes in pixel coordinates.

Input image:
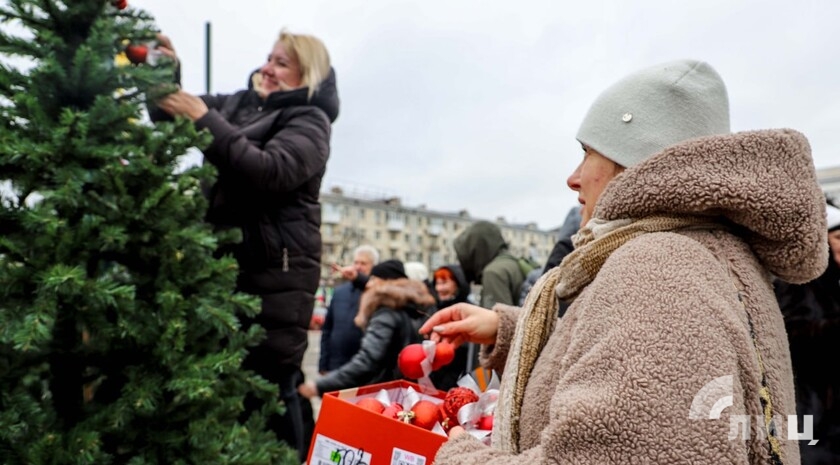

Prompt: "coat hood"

[454,221,507,284]
[309,67,340,122]
[433,264,471,306]
[354,278,435,329]
[594,129,828,283]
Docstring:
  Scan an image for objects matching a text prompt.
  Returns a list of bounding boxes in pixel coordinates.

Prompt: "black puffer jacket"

[774,255,840,463]
[315,280,431,394]
[153,69,340,369]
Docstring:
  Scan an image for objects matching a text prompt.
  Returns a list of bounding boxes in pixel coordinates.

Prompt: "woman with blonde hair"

[152,30,339,462]
[422,60,826,464]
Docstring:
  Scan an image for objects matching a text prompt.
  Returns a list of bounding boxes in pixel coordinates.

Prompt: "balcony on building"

[322,203,342,225]
[387,212,405,232]
[427,218,443,236]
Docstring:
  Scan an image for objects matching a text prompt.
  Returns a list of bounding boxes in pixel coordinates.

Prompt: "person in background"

[543,206,582,273]
[404,261,431,283]
[454,221,526,309]
[522,205,581,317]
[319,245,379,375]
[421,59,826,464]
[150,30,338,462]
[298,260,433,398]
[774,202,840,464]
[429,264,476,390]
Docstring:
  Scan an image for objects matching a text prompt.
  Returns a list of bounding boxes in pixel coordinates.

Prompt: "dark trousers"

[244,363,315,463]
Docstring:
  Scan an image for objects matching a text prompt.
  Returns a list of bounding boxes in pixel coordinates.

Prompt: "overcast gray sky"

[135,0,839,229]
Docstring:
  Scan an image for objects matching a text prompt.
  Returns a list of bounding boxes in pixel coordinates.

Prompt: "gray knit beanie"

[576,59,730,168]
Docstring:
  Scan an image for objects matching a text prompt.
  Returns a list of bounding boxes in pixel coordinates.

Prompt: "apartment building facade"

[319,188,560,276]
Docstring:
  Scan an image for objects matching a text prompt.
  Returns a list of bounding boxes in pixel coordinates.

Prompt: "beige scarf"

[493,214,716,452]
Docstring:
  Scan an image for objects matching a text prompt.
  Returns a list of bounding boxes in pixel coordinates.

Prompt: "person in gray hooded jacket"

[454,221,526,309]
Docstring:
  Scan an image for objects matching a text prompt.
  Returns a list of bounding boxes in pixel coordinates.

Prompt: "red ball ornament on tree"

[398,343,427,379]
[432,341,455,370]
[410,400,441,430]
[124,44,148,64]
[355,397,385,414]
[111,0,128,10]
[441,387,479,426]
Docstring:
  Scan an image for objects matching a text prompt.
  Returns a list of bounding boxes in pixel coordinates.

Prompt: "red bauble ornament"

[111,0,128,10]
[432,341,455,370]
[410,400,440,430]
[442,387,479,426]
[125,44,148,64]
[355,397,385,414]
[381,402,403,419]
[398,343,427,379]
[477,415,494,430]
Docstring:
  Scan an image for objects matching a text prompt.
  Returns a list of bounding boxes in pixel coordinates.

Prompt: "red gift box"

[307,380,447,465]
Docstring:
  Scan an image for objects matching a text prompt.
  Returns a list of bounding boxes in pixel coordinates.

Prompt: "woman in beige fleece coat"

[421,60,828,465]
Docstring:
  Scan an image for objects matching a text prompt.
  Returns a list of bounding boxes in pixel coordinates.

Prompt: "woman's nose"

[567,164,582,191]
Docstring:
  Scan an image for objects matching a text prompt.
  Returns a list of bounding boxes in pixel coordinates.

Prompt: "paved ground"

[302,330,322,419]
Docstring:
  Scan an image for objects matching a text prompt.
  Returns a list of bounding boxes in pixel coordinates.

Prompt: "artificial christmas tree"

[0,1,297,463]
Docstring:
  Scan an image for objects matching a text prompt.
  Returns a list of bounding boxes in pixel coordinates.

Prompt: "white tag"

[390,447,426,465]
[310,434,373,465]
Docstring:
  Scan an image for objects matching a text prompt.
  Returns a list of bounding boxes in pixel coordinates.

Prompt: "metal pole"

[204,22,211,94]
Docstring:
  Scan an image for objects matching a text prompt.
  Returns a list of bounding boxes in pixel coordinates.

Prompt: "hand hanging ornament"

[124,42,163,66]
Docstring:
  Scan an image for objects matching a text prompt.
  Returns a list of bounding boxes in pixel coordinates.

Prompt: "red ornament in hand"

[441,387,479,426]
[432,341,455,370]
[355,397,385,414]
[125,44,148,64]
[398,343,427,379]
[410,400,441,430]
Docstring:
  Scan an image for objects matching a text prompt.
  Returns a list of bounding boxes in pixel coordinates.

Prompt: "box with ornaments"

[306,379,448,465]
[306,341,500,465]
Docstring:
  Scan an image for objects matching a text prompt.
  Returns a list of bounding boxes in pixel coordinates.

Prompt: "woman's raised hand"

[419,303,499,347]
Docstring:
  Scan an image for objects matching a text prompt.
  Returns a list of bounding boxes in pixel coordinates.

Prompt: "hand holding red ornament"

[398,340,455,380]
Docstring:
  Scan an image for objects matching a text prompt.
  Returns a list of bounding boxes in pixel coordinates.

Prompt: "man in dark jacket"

[318,245,378,374]
[774,203,840,464]
[298,260,434,397]
[151,32,338,462]
[453,221,525,309]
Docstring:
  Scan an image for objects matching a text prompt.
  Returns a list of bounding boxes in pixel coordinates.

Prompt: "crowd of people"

[149,26,839,465]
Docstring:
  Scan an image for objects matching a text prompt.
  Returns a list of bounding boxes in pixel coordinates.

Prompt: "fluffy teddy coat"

[434,129,826,465]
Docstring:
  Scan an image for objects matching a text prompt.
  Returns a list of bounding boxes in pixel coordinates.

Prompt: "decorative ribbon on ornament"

[373,386,447,436]
[416,340,437,390]
[456,371,501,440]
